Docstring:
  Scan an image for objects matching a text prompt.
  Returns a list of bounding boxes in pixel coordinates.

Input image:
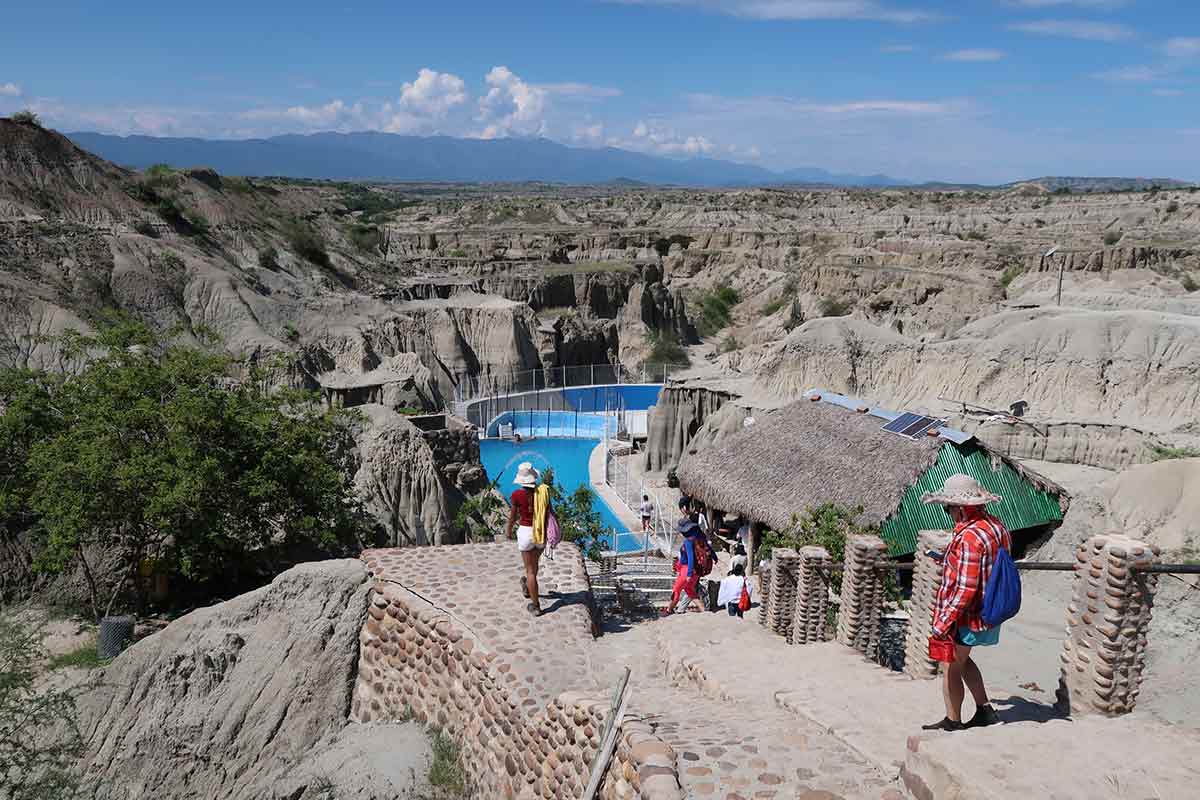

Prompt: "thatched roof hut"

[677,392,1069,555]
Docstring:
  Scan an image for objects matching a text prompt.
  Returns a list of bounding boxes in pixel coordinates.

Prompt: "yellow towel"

[533,484,550,547]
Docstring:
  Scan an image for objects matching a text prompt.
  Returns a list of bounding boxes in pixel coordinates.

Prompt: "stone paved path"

[585,611,897,800]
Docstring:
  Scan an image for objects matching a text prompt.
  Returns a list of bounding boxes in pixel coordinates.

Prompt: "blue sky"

[2,0,1198,182]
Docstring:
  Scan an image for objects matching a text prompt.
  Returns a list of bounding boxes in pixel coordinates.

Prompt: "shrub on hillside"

[695,284,740,337]
[758,504,867,594]
[1103,231,1123,246]
[284,219,330,267]
[646,330,689,366]
[0,617,82,800]
[0,318,372,618]
[10,109,40,126]
[257,245,280,271]
[348,224,383,255]
[817,296,852,317]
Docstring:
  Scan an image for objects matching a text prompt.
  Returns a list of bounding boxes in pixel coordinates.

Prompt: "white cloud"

[1093,65,1162,82]
[629,120,716,155]
[1164,37,1200,59]
[1008,20,1133,41]
[1152,88,1184,97]
[0,82,23,98]
[880,44,917,53]
[571,122,606,143]
[477,66,548,137]
[610,1,939,24]
[399,68,467,116]
[942,49,1007,62]
[537,82,623,100]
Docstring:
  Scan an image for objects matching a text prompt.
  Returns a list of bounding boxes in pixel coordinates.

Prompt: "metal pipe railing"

[812,559,1200,576]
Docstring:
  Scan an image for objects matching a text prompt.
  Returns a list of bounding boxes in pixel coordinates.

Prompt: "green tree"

[1,321,371,619]
[540,468,605,561]
[0,617,83,800]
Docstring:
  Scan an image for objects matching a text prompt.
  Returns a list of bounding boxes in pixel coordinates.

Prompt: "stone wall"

[351,544,682,799]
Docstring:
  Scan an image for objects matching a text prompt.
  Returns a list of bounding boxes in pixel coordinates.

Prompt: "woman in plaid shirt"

[920,474,1011,732]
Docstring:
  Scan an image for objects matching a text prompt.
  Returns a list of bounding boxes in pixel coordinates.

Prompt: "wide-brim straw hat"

[920,473,1002,507]
[513,462,540,488]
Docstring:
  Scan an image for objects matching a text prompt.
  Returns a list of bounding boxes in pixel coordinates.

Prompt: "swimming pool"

[480,437,648,553]
[477,383,664,554]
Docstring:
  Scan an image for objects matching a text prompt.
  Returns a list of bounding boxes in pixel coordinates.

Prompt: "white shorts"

[516,525,543,552]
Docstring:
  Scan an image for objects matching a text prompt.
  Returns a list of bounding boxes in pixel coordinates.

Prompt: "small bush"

[428,730,466,794]
[647,331,690,365]
[0,617,83,799]
[348,224,382,255]
[47,640,106,670]
[721,335,740,353]
[1181,273,1198,293]
[818,296,852,317]
[1166,201,1180,213]
[963,230,988,241]
[1103,231,1123,246]
[133,220,159,238]
[281,323,299,343]
[1000,264,1025,289]
[1149,444,1200,461]
[447,248,467,258]
[762,297,787,316]
[284,220,330,267]
[258,246,279,270]
[695,284,740,336]
[11,109,41,126]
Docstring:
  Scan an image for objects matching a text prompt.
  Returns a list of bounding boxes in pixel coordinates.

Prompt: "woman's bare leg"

[523,548,542,611]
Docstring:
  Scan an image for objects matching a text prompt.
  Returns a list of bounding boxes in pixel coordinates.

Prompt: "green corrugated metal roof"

[878,441,1065,555]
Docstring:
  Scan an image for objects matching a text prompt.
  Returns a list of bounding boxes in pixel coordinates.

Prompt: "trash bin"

[98,615,135,660]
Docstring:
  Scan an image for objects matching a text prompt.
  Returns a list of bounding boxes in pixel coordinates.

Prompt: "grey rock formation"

[74,559,430,799]
[349,404,484,547]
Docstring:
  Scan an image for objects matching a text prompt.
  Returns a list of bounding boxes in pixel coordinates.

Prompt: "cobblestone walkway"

[586,612,898,800]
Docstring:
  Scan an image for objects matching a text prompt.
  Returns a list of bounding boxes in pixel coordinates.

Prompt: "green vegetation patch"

[646,330,689,366]
[47,640,107,670]
[284,219,330,267]
[695,284,740,337]
[1149,444,1200,461]
[428,730,467,795]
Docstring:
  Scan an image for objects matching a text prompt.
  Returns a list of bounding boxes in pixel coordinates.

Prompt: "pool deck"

[588,439,642,533]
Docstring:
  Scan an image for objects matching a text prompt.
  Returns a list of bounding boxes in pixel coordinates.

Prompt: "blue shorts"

[956,625,1001,647]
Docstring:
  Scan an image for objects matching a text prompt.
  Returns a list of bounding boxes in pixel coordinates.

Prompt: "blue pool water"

[485,410,615,439]
[562,384,663,413]
[480,437,630,537]
[477,383,665,554]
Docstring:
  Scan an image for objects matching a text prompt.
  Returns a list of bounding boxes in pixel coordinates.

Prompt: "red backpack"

[692,534,714,578]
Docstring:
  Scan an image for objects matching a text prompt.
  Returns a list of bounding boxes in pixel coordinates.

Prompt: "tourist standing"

[717,562,753,617]
[920,474,1010,731]
[730,543,748,572]
[640,494,654,533]
[506,462,547,617]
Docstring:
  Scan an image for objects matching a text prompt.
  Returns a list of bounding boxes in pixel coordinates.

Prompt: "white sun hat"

[920,473,1002,507]
[513,462,540,488]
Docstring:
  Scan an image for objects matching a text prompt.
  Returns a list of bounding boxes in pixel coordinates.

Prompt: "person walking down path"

[506,462,550,617]
[662,518,716,616]
[717,563,754,617]
[640,494,654,533]
[920,474,1012,732]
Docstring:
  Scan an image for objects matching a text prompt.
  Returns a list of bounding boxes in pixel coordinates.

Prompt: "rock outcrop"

[74,560,435,799]
[350,405,485,547]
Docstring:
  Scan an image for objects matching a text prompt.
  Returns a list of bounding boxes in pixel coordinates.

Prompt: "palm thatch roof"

[677,399,945,532]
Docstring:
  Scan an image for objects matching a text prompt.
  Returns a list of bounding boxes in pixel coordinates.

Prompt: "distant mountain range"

[66,131,912,188]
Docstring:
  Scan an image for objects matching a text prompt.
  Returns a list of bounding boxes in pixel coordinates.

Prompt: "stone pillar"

[757,555,773,628]
[837,534,889,657]
[766,548,799,638]
[1057,534,1160,717]
[792,545,833,645]
[904,530,951,680]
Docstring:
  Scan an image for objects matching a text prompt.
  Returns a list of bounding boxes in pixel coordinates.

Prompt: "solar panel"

[881,412,924,435]
[881,412,944,440]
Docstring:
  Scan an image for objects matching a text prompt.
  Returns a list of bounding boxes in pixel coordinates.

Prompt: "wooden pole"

[583,667,632,800]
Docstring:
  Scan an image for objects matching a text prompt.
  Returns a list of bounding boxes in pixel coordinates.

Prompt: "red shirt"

[511,488,534,527]
[932,509,1012,638]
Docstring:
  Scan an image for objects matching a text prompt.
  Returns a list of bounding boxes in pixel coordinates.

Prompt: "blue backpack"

[981,546,1022,627]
